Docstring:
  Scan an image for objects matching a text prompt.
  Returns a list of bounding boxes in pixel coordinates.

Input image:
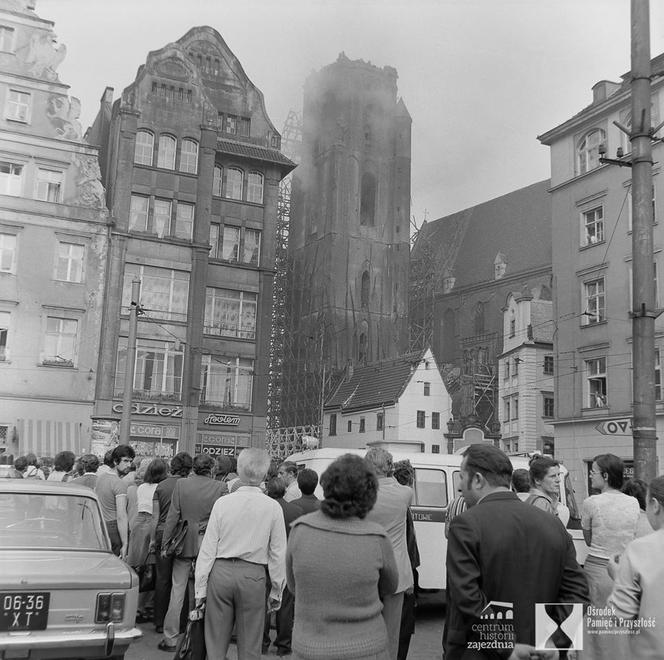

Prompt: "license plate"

[0,592,50,631]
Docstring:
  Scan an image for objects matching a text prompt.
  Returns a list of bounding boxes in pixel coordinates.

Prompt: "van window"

[413,468,448,507]
[451,470,462,495]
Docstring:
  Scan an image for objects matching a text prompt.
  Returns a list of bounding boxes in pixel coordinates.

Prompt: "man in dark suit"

[290,468,320,515]
[444,444,588,660]
[159,453,227,651]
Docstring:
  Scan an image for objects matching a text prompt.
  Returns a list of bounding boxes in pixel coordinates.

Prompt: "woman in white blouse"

[582,453,639,660]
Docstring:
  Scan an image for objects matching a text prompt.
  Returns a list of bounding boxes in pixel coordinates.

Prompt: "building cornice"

[498,342,553,359]
[437,264,552,299]
[538,76,664,145]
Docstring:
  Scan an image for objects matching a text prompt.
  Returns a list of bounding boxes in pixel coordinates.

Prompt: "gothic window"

[358,333,367,364]
[474,302,485,335]
[361,271,370,308]
[360,173,376,226]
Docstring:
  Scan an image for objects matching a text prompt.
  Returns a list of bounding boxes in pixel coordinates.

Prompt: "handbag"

[138,552,156,593]
[163,519,189,557]
[175,606,206,660]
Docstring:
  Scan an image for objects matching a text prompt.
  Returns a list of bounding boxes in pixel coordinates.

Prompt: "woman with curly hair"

[286,454,398,660]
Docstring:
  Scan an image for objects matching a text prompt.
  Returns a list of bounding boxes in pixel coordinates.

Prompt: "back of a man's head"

[214,455,233,477]
[192,453,215,476]
[266,476,286,500]
[511,468,530,493]
[238,448,271,486]
[463,444,513,489]
[365,447,393,477]
[297,468,319,495]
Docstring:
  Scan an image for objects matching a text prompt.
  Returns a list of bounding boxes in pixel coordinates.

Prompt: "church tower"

[281,53,411,428]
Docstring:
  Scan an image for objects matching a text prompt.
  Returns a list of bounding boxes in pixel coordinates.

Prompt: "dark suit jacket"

[277,497,302,538]
[162,473,227,558]
[444,490,588,660]
[291,494,320,516]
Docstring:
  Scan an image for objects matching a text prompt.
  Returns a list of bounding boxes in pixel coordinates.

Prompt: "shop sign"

[130,423,180,438]
[198,444,237,457]
[112,402,183,418]
[198,433,236,445]
[203,413,241,426]
[594,418,632,435]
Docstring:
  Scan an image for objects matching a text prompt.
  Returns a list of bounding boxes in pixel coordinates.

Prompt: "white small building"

[498,288,555,454]
[323,348,452,453]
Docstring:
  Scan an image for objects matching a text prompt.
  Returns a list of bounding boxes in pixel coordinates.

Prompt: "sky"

[39,0,664,225]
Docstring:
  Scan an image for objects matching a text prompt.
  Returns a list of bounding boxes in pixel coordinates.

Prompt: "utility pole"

[119,278,141,445]
[630,0,659,481]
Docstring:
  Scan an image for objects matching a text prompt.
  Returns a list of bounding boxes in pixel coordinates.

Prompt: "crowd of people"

[4,445,664,659]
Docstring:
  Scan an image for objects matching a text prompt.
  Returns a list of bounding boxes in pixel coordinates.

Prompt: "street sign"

[594,418,632,435]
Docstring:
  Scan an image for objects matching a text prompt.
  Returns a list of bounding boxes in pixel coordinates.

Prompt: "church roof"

[412,179,551,291]
[325,350,429,413]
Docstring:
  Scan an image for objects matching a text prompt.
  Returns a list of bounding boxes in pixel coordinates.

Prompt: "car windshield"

[0,492,109,551]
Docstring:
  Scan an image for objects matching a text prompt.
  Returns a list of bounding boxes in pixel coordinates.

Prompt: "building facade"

[497,289,555,454]
[0,0,108,458]
[538,56,664,494]
[87,27,293,457]
[279,53,411,429]
[410,180,552,445]
[323,348,452,453]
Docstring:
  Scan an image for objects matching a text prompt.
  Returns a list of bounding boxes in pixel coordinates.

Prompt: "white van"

[286,448,587,593]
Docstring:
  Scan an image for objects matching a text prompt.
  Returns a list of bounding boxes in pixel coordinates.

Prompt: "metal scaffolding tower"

[266,111,312,457]
[408,220,438,353]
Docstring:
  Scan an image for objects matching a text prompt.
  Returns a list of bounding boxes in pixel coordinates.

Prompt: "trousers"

[204,558,267,660]
[162,557,193,645]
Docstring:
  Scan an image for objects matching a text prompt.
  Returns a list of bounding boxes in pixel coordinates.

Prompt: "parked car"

[0,480,141,659]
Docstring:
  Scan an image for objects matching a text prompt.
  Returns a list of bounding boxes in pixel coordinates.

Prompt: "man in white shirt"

[278,460,301,502]
[195,448,287,660]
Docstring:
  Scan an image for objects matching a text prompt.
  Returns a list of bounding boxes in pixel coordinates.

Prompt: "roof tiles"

[216,138,296,170]
[325,350,427,413]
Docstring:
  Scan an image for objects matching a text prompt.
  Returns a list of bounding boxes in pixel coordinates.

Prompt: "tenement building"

[0,1,108,458]
[280,53,411,430]
[538,55,664,492]
[497,287,555,455]
[87,27,294,457]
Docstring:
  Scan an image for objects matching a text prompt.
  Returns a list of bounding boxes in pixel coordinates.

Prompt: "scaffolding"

[408,219,438,353]
[267,110,321,455]
[408,218,498,434]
